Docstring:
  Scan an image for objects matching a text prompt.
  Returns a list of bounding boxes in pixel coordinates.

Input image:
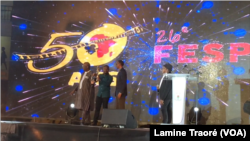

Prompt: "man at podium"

[157,63,173,123]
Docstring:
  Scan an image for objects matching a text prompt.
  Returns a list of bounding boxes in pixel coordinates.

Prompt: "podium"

[166,74,197,125]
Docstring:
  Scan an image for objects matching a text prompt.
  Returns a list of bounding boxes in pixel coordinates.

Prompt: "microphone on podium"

[179,64,188,73]
[188,66,202,75]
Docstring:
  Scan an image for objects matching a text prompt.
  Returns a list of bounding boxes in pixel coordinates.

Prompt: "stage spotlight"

[194,107,199,112]
[66,103,78,124]
[187,107,202,125]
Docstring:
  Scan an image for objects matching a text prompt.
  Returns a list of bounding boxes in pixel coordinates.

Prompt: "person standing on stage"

[157,63,173,123]
[115,60,127,109]
[92,65,113,126]
[71,62,95,125]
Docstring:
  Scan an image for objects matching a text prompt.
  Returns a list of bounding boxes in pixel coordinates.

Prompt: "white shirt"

[79,70,90,89]
[159,73,168,88]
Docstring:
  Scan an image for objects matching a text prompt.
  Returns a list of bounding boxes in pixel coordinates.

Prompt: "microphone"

[196,70,202,75]
[196,66,202,74]
[178,64,188,73]
[188,68,197,74]
[188,68,202,75]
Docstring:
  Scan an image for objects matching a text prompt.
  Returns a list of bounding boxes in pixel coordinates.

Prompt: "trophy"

[92,66,100,82]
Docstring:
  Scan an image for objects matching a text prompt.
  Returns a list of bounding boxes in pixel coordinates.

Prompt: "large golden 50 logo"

[78,24,127,66]
[15,23,144,73]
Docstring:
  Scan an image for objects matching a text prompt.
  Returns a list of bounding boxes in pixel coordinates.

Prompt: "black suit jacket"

[115,68,127,97]
[158,76,172,101]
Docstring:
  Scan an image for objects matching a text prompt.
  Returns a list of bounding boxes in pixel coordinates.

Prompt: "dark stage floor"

[1,121,150,141]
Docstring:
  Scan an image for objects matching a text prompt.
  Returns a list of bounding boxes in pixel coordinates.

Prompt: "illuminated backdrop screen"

[7,1,250,124]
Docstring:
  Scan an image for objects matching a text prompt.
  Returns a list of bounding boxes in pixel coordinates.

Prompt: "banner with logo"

[6,1,250,124]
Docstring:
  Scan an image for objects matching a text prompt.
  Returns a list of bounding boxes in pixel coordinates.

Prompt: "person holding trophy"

[92,65,113,126]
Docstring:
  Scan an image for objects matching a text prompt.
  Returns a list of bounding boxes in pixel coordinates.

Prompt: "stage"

[1,121,150,141]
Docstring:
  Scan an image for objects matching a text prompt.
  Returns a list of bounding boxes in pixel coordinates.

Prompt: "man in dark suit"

[115,60,127,109]
[157,63,173,123]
